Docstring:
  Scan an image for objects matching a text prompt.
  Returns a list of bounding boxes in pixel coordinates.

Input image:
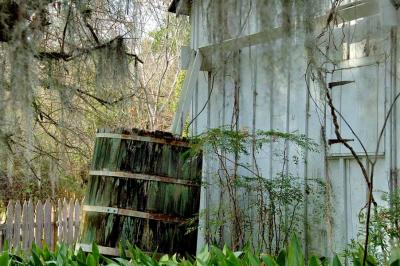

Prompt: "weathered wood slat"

[77,243,121,256]
[43,199,53,249]
[76,243,162,257]
[0,197,80,250]
[1,198,81,251]
[67,199,74,244]
[81,128,202,255]
[57,199,62,244]
[35,200,43,247]
[22,201,29,250]
[6,201,13,245]
[74,200,80,242]
[96,132,190,148]
[27,200,34,248]
[91,133,202,182]
[89,170,200,187]
[13,201,21,249]
[82,205,187,223]
[86,170,200,218]
[80,213,197,254]
[63,199,68,243]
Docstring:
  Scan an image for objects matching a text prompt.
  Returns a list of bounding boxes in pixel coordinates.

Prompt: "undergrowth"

[2,234,395,266]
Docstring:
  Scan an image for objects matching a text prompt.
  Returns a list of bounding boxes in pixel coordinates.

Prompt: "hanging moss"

[95,38,130,93]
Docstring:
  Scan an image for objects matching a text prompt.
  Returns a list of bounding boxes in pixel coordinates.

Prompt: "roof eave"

[168,0,191,16]
[168,0,178,13]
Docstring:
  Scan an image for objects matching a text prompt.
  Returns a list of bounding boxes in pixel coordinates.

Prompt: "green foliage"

[188,127,323,252]
[0,235,352,266]
[343,242,378,266]
[171,71,186,113]
[149,26,174,52]
[148,17,190,53]
[350,189,400,263]
[189,127,319,157]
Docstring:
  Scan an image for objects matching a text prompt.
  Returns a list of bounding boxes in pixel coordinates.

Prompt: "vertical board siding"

[190,0,391,256]
[0,199,81,251]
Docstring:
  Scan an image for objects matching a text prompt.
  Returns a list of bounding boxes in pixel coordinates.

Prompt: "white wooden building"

[169,0,400,257]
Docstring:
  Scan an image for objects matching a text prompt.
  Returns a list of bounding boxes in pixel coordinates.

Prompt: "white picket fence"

[0,199,81,251]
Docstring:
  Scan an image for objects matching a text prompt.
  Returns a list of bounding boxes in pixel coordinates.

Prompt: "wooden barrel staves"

[78,128,202,256]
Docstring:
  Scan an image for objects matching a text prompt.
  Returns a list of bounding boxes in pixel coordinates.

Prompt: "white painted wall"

[181,0,398,256]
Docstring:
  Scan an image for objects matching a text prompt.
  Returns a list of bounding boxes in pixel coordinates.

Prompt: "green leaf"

[86,254,96,266]
[114,258,131,266]
[391,260,400,266]
[332,255,342,266]
[262,255,279,266]
[245,253,260,266]
[76,248,87,265]
[309,256,321,266]
[91,242,100,264]
[225,247,242,266]
[391,248,400,266]
[31,249,43,266]
[100,255,116,265]
[0,252,10,266]
[42,245,52,261]
[2,241,9,252]
[57,253,64,265]
[118,242,128,260]
[196,246,210,266]
[276,249,286,266]
[287,234,305,266]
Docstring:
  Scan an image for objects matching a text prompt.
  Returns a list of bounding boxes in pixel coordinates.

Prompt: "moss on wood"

[81,128,202,255]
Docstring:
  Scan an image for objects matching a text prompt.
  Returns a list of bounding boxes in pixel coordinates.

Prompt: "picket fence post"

[0,198,81,251]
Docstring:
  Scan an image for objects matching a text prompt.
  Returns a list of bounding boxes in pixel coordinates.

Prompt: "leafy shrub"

[350,189,400,263]
[188,127,323,252]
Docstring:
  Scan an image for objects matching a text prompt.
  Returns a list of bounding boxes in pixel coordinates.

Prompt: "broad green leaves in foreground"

[1,235,398,265]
